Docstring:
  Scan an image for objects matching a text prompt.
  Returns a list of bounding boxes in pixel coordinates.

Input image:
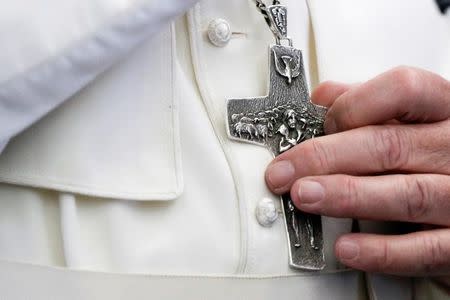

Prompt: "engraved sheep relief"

[230,102,324,155]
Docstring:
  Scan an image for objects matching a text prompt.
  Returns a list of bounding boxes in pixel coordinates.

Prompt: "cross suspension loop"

[252,1,292,46]
[253,0,281,26]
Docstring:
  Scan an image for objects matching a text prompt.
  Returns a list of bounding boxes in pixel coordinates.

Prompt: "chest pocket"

[0,25,183,201]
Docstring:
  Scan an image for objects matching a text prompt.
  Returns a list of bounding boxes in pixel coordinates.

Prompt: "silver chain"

[253,0,281,26]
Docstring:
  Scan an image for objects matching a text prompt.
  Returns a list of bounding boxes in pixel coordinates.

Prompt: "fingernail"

[324,118,337,134]
[298,181,325,205]
[267,161,295,189]
[337,239,360,261]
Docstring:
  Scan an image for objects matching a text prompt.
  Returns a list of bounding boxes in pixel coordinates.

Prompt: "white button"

[207,19,232,47]
[255,198,279,227]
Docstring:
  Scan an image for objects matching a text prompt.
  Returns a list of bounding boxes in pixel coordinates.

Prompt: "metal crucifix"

[226,42,327,270]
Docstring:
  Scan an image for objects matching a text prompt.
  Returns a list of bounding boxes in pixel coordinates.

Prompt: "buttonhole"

[231,32,248,39]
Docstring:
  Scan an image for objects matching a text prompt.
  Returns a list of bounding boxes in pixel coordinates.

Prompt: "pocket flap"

[0,25,183,201]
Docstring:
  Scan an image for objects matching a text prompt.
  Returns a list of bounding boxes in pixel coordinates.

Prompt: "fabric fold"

[0,140,8,154]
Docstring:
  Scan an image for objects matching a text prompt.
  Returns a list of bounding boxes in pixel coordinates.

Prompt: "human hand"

[265,67,450,285]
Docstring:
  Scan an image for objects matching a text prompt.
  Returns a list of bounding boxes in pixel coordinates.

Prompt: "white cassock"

[0,0,449,299]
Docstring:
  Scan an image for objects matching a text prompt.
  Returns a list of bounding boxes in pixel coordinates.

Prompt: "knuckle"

[376,240,396,272]
[302,139,332,173]
[318,81,337,91]
[311,83,327,100]
[390,66,423,100]
[404,177,431,222]
[338,176,359,216]
[420,234,448,274]
[430,123,450,173]
[335,97,357,129]
[444,77,450,96]
[372,127,410,170]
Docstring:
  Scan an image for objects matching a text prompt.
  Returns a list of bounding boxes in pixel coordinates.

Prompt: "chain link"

[253,0,281,26]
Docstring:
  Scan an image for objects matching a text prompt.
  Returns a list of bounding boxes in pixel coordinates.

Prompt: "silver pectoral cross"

[226,38,327,270]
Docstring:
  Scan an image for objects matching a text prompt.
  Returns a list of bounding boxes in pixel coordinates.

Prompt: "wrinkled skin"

[265,67,450,288]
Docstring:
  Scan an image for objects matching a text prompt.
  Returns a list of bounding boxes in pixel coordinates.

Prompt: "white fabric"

[309,0,450,82]
[0,18,242,274]
[0,0,449,299]
[0,260,365,300]
[415,278,450,300]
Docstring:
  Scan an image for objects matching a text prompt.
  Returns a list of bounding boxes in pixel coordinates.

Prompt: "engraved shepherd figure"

[277,109,307,153]
[276,108,319,250]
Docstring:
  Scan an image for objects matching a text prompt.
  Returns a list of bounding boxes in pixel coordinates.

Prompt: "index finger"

[325,67,450,134]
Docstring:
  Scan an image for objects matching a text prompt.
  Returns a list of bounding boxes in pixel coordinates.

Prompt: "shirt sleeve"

[0,0,198,155]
